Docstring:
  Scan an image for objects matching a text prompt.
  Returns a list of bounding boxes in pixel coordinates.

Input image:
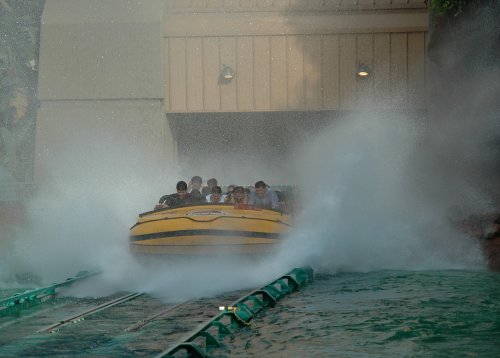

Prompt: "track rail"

[125,299,194,332]
[37,292,144,333]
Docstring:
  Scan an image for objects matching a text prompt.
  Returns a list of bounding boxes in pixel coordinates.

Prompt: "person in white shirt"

[206,186,226,203]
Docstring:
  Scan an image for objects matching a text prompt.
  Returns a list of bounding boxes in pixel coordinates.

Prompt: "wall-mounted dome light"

[220,64,235,83]
[356,64,371,78]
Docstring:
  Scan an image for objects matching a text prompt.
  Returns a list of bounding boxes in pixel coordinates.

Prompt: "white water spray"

[274,111,486,273]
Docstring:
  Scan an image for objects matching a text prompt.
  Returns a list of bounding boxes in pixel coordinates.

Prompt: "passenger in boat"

[188,175,203,193]
[190,189,207,204]
[201,178,218,196]
[226,184,235,196]
[188,175,206,203]
[155,181,193,209]
[206,186,226,203]
[225,186,248,204]
[224,184,235,202]
[247,180,279,210]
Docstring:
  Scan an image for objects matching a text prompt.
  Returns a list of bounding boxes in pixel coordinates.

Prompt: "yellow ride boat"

[129,203,292,256]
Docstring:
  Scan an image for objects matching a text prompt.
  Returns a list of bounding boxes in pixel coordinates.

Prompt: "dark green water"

[224,270,500,358]
[1,270,499,357]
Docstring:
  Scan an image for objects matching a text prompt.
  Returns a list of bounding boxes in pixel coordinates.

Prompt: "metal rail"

[125,299,194,332]
[157,266,314,358]
[38,292,144,333]
[0,270,100,317]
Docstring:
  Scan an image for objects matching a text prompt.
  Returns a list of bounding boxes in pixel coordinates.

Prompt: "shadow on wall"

[169,111,346,184]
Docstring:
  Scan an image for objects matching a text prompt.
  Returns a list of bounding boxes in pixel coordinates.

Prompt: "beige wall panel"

[35,100,172,184]
[390,33,408,108]
[256,0,272,8]
[408,32,426,109]
[189,0,207,7]
[254,37,271,110]
[325,1,343,10]
[289,0,308,10]
[186,37,204,111]
[270,0,289,9]
[237,37,254,110]
[287,35,305,109]
[165,0,427,11]
[165,12,428,37]
[239,0,255,9]
[169,38,187,111]
[270,36,288,110]
[164,38,170,111]
[207,0,224,8]
[220,37,238,111]
[340,0,359,9]
[322,34,340,109]
[305,35,322,109]
[203,37,221,111]
[373,33,390,106]
[356,34,374,108]
[339,34,356,110]
[44,0,163,24]
[224,0,240,9]
[358,0,376,6]
[310,0,329,10]
[169,0,187,8]
[39,24,164,100]
[39,0,164,101]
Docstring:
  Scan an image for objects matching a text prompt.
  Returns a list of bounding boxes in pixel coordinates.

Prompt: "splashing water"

[0,110,487,301]
[275,111,486,273]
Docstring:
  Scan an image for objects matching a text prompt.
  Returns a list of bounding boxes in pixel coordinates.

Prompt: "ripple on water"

[217,270,500,358]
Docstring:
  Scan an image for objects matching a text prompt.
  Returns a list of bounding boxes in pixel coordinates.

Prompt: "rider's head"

[176,181,188,198]
[254,181,268,198]
[191,176,202,190]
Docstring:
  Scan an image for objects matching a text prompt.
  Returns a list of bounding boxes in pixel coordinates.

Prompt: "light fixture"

[356,63,371,78]
[220,64,235,83]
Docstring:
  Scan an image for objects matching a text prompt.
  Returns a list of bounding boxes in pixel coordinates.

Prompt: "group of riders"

[154,176,280,211]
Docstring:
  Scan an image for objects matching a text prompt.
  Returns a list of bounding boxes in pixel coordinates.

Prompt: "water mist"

[274,111,486,273]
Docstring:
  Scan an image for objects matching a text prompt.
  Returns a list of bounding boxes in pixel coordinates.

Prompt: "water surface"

[0,270,498,357]
[223,270,500,357]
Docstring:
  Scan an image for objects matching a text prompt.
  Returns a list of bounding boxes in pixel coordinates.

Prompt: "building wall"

[35,0,429,183]
[35,0,175,183]
[163,1,428,112]
[165,32,427,112]
[38,0,164,100]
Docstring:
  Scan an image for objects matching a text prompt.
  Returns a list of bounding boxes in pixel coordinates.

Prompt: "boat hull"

[129,204,291,256]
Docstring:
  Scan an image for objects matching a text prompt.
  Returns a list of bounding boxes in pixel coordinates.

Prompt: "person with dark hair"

[188,175,205,203]
[225,186,248,204]
[201,178,218,196]
[226,184,235,196]
[207,185,226,203]
[155,180,193,209]
[188,175,203,192]
[247,180,278,210]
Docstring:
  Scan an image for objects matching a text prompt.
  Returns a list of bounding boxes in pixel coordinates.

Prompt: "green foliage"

[431,0,467,16]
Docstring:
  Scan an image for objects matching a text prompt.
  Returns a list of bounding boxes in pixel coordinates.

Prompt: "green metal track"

[0,270,100,317]
[157,266,314,358]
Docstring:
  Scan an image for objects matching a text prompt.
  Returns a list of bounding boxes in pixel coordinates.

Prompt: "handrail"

[0,270,101,316]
